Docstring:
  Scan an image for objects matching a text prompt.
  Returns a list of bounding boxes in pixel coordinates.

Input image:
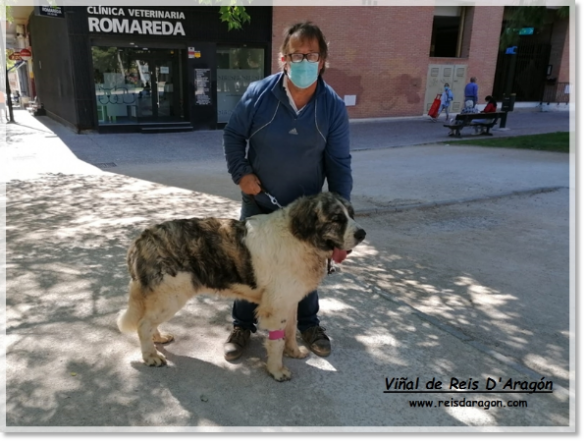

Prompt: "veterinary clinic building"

[25,4,570,133]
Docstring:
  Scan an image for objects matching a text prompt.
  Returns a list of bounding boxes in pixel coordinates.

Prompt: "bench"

[443,112,506,137]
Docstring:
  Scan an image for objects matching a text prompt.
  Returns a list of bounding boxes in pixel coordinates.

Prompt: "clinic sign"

[38,6,65,18]
[87,7,186,36]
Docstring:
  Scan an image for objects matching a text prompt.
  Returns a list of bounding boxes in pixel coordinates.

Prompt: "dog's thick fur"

[118,192,366,381]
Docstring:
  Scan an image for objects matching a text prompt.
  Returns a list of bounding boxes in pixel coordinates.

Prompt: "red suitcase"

[428,94,441,119]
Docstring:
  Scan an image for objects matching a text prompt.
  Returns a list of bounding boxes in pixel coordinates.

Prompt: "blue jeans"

[232,192,320,333]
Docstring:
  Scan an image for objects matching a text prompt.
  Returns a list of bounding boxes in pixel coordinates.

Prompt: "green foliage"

[450,132,570,153]
[198,0,252,31]
[2,2,13,22]
[500,5,570,51]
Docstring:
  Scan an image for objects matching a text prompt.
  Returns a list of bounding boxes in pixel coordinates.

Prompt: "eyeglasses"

[286,52,321,63]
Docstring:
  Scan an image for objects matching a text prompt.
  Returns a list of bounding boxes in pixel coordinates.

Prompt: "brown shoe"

[301,326,331,357]
[224,326,251,361]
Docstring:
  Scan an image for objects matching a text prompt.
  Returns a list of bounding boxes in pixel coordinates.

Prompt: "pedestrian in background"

[448,100,478,136]
[464,77,478,107]
[439,83,454,122]
[472,95,498,133]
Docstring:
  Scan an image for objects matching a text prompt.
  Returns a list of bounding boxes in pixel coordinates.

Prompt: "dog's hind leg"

[138,317,167,367]
[153,329,175,344]
[284,307,309,359]
[138,273,194,366]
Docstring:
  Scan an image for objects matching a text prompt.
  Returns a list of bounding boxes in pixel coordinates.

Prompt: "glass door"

[92,46,183,125]
[153,59,174,119]
[136,58,176,121]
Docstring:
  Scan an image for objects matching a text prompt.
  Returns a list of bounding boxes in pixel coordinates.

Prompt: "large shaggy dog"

[118,192,366,381]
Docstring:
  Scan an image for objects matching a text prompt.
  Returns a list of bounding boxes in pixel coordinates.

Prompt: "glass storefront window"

[92,46,183,125]
[217,47,264,123]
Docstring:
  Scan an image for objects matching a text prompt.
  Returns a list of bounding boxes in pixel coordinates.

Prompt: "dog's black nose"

[354,229,366,241]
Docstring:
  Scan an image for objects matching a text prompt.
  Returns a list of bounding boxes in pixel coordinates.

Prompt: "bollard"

[500,112,508,129]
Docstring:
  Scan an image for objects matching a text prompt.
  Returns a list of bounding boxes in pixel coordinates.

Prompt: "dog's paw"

[153,332,174,344]
[284,345,309,359]
[143,351,167,367]
[268,365,292,382]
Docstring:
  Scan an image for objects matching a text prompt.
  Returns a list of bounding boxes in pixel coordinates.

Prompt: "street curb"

[355,186,567,217]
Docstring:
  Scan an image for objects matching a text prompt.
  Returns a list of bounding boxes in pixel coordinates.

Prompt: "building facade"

[14,5,570,133]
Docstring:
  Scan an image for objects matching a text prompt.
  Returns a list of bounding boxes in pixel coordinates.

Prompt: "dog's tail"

[117,280,145,334]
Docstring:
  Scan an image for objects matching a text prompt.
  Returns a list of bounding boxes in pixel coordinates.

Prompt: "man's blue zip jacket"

[223,72,352,212]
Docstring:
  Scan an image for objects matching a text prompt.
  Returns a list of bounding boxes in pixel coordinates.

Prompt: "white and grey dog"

[118,192,366,381]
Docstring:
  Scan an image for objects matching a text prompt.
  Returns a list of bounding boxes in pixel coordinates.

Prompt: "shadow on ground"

[6,174,569,427]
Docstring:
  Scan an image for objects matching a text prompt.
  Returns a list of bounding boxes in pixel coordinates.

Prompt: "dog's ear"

[289,196,320,242]
[331,193,354,219]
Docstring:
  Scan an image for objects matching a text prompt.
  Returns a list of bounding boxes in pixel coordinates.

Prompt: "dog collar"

[268,330,285,340]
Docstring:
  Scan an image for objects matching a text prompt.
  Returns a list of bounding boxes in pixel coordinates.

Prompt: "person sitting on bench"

[472,95,498,134]
[448,100,478,136]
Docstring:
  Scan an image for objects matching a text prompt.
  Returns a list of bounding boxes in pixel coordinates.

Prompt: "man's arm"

[324,101,353,201]
[223,88,257,190]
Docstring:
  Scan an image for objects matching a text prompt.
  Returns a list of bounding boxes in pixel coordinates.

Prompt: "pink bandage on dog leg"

[268,330,285,340]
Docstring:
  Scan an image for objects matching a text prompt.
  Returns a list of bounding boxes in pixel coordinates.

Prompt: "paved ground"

[2,108,575,432]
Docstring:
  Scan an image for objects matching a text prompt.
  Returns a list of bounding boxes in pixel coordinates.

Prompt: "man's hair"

[279,21,329,75]
[485,95,494,101]
[470,77,477,82]
[444,83,450,87]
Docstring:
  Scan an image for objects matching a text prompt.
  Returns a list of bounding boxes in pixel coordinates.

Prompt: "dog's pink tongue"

[332,248,348,264]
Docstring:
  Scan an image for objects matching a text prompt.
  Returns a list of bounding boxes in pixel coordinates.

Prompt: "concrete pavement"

[3,108,573,430]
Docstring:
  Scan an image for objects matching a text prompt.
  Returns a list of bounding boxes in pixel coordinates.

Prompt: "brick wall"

[550,16,570,83]
[272,6,503,118]
[462,6,504,102]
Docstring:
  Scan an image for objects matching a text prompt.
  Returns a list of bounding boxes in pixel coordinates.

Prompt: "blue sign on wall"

[519,27,534,35]
[505,46,518,55]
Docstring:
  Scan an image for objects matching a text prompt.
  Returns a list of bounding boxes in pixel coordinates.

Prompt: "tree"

[500,4,570,50]
[197,0,252,31]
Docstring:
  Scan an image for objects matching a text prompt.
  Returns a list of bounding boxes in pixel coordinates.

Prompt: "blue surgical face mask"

[287,60,319,89]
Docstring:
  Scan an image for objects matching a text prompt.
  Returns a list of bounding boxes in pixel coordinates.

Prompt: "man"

[464,77,478,107]
[223,21,352,361]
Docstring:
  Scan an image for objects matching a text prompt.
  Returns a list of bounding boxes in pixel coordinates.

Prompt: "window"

[429,6,471,58]
[216,47,264,123]
[91,46,182,125]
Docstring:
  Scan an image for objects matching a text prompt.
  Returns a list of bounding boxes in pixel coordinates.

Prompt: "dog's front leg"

[284,307,308,359]
[258,306,291,382]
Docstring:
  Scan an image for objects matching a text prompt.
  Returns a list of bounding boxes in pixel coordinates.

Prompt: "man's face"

[284,35,324,74]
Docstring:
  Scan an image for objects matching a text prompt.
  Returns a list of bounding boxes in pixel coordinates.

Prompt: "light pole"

[500,45,517,129]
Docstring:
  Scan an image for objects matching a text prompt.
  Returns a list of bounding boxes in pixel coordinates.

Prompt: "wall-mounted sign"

[87,7,186,36]
[160,66,169,74]
[19,48,32,61]
[505,46,517,55]
[38,5,65,18]
[188,47,201,59]
[519,27,534,35]
[194,69,211,105]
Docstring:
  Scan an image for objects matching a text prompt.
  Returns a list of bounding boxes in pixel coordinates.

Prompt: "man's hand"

[239,174,262,195]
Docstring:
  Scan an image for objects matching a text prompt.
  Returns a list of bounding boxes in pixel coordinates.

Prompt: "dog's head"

[289,192,366,263]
